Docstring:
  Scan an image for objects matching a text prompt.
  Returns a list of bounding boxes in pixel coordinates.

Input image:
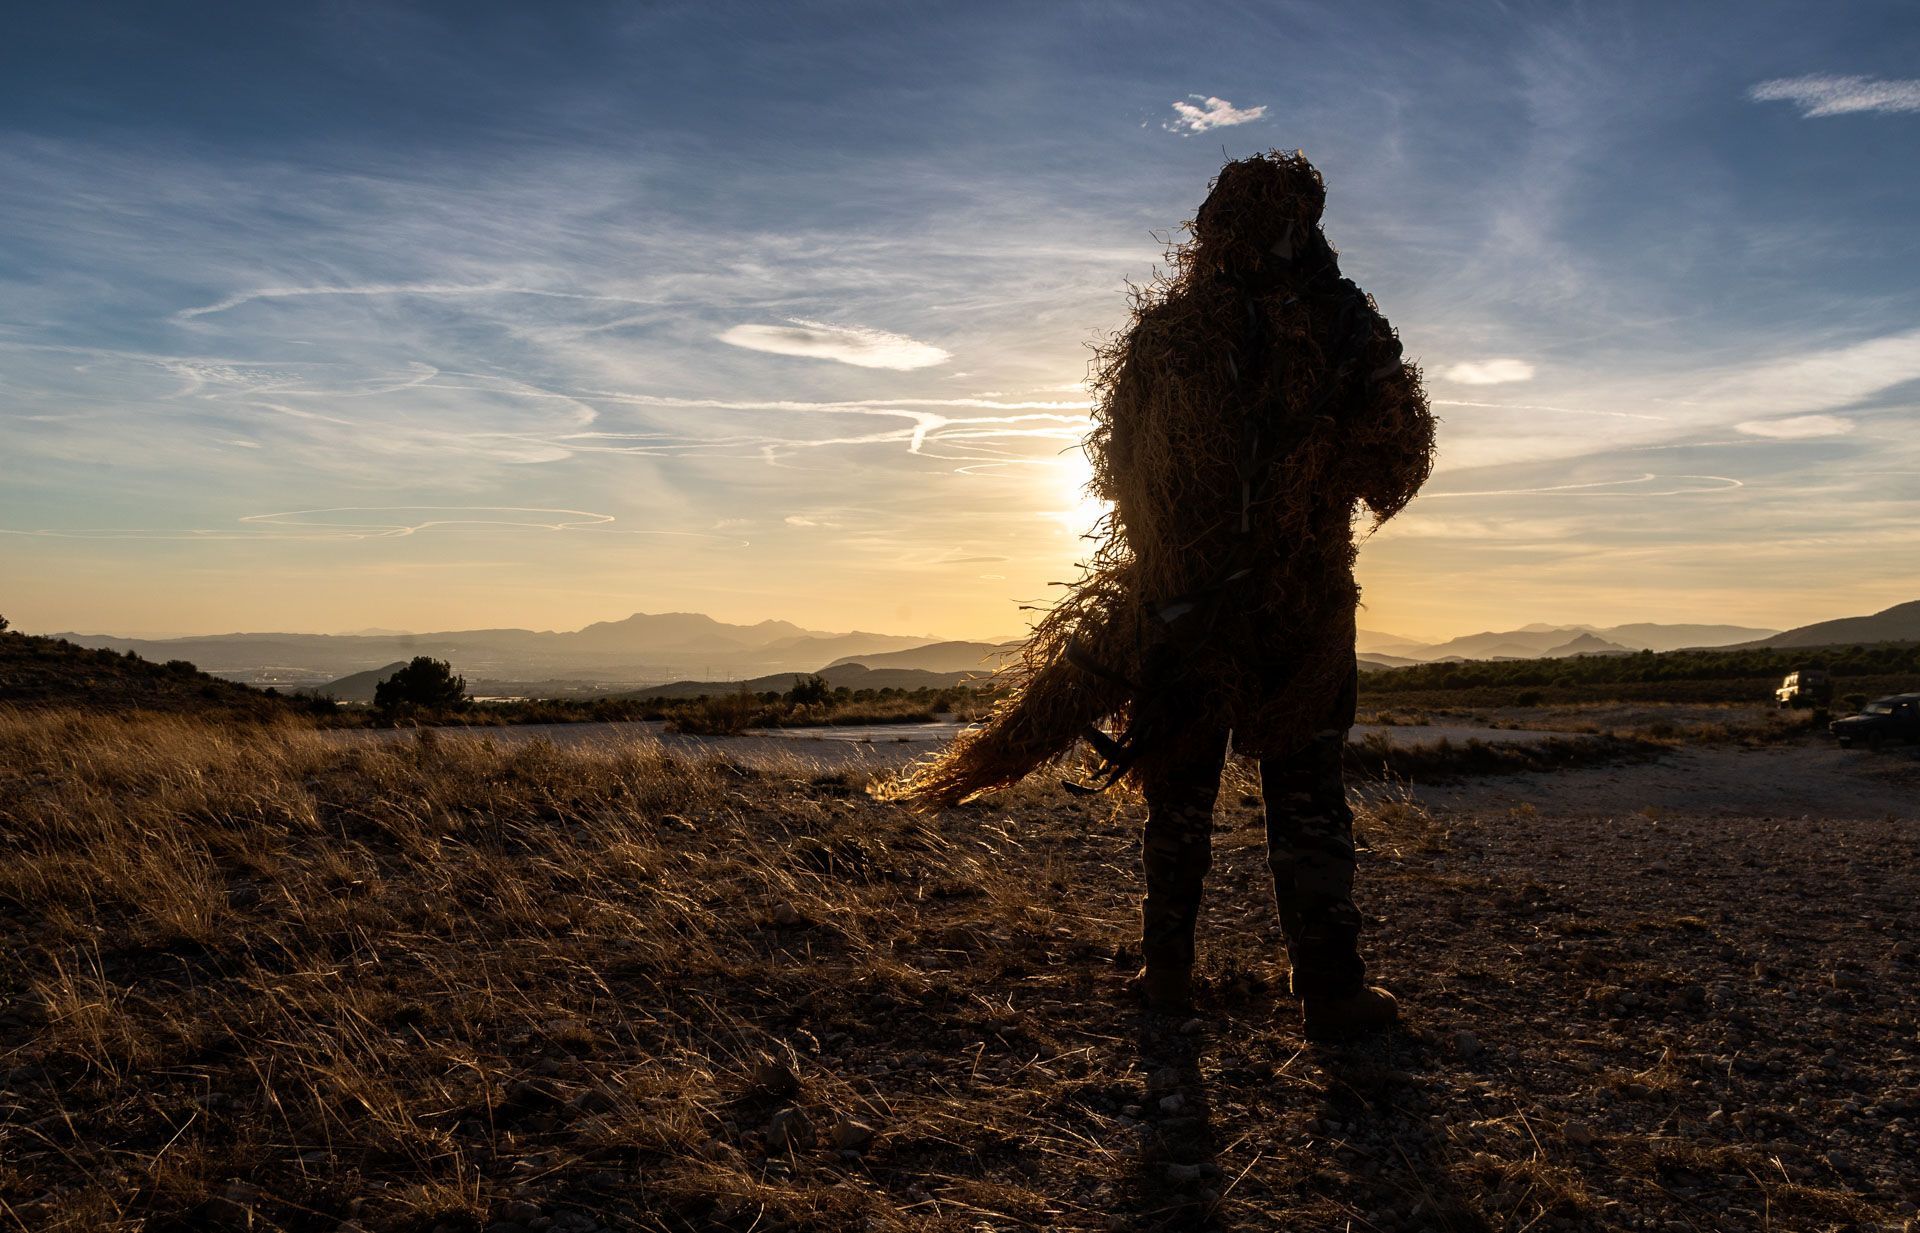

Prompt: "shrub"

[784,674,832,707]
[373,657,467,715]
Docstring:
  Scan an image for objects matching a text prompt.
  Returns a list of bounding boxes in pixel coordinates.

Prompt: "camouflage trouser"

[1138,674,1365,998]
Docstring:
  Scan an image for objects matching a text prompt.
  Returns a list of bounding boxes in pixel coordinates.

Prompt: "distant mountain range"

[1354,621,1781,666]
[44,601,1918,699]
[52,612,939,691]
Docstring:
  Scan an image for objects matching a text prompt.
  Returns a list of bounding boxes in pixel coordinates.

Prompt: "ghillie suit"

[894,151,1434,808]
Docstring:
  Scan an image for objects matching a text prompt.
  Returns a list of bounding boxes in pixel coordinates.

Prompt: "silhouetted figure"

[902,152,1435,1040]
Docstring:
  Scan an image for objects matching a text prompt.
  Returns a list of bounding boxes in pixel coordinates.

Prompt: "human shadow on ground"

[1311,1035,1494,1232]
[1119,1009,1228,1232]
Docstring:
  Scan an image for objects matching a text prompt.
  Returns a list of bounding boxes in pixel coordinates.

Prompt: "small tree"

[785,673,832,707]
[0,614,10,632]
[374,657,467,714]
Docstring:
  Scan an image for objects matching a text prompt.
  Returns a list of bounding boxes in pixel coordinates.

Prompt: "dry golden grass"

[2,708,1911,1232]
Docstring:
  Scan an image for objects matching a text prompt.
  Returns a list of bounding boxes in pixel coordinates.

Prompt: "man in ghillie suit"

[895,151,1435,1041]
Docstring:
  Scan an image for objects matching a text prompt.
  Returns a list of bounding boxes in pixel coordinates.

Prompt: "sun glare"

[1052,448,1112,535]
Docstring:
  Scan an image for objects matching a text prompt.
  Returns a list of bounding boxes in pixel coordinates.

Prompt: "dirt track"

[337,717,1583,772]
[1403,738,1918,821]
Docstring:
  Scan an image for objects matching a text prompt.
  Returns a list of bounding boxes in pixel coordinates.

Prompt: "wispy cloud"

[1424,474,1745,499]
[716,319,952,370]
[1735,414,1854,439]
[0,506,749,545]
[1163,95,1266,134]
[1441,358,1536,385]
[1748,75,1920,117]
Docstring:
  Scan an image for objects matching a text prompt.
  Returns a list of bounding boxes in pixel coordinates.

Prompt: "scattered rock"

[1564,1120,1598,1146]
[495,1199,542,1224]
[752,1057,798,1095]
[770,901,806,927]
[1453,1031,1482,1059]
[766,1106,814,1152]
[1159,1093,1186,1114]
[206,1181,263,1228]
[831,1116,878,1151]
[1165,1162,1203,1183]
[567,1084,617,1115]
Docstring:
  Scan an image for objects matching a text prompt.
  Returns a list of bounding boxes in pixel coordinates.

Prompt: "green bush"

[373,657,468,715]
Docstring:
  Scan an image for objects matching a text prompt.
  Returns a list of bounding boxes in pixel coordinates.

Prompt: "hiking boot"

[1301,985,1399,1042]
[1136,964,1193,1014]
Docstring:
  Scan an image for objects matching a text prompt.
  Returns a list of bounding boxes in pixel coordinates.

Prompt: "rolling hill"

[826,640,1021,674]
[0,631,298,717]
[618,662,978,700]
[309,661,412,704]
[1736,600,1920,650]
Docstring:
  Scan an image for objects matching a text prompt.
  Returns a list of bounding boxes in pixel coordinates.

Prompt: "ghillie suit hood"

[893,151,1435,807]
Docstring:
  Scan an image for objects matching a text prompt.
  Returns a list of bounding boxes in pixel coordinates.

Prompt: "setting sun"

[1051,445,1113,536]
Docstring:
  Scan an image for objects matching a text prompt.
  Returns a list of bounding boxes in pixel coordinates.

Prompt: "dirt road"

[338,717,1581,772]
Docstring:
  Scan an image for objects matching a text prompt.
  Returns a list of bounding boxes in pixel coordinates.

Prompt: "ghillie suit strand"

[892,151,1435,807]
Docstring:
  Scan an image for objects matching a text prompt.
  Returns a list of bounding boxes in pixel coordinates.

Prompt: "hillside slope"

[826,640,1019,674]
[1742,600,1920,649]
[620,662,978,700]
[0,631,297,716]
[309,661,412,704]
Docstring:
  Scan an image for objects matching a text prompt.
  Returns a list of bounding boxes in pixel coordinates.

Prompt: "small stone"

[1179,1017,1205,1034]
[1564,1121,1597,1146]
[765,1106,813,1151]
[1453,1031,1482,1059]
[752,1057,798,1095]
[1159,1093,1185,1114]
[207,1181,263,1228]
[1147,1066,1182,1092]
[831,1116,877,1151]
[1165,1162,1203,1183]
[770,901,805,927]
[568,1085,617,1114]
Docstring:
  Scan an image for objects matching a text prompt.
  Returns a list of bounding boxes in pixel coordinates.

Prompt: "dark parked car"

[1832,694,1920,749]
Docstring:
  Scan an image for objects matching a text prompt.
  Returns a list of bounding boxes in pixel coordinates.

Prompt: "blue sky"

[2,1,1916,639]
